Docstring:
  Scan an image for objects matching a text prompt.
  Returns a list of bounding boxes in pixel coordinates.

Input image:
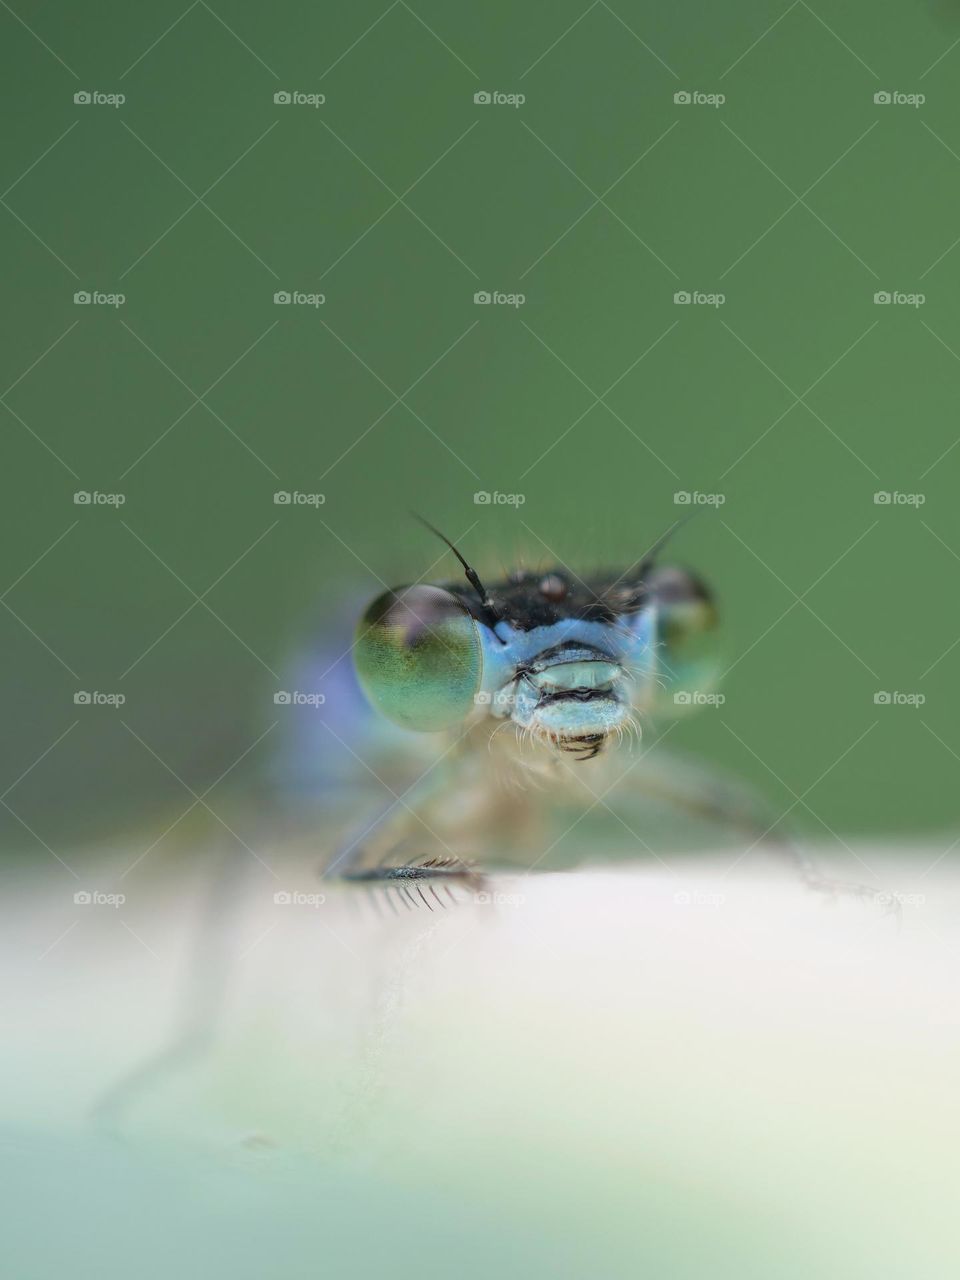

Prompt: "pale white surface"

[4,845,959,1277]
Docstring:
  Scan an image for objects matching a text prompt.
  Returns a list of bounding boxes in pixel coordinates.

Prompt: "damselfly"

[283,518,881,909]
[92,518,885,1130]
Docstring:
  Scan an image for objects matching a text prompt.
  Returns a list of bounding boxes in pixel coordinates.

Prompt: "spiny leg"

[324,751,487,907]
[611,753,895,913]
[341,856,485,910]
[91,839,253,1133]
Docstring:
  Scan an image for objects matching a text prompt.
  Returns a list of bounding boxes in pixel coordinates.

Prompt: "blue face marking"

[474,608,658,750]
[479,610,657,694]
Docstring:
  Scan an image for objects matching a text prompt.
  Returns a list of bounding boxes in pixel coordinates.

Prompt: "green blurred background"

[3,0,960,853]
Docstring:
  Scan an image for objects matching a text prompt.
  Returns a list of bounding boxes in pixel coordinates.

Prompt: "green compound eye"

[643,566,720,714]
[354,585,483,732]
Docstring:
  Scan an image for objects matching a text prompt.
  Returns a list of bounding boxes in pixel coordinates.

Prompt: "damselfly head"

[353,527,720,761]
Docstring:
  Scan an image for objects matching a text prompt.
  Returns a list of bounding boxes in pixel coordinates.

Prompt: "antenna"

[630,512,695,580]
[413,515,503,623]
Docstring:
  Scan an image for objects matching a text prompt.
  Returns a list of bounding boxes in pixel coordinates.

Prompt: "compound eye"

[354,585,483,732]
[643,566,720,713]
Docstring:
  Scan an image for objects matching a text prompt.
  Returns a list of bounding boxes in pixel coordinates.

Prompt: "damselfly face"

[354,536,718,763]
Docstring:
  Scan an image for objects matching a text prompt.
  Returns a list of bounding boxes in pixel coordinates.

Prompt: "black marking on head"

[441,569,651,631]
[419,519,699,633]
